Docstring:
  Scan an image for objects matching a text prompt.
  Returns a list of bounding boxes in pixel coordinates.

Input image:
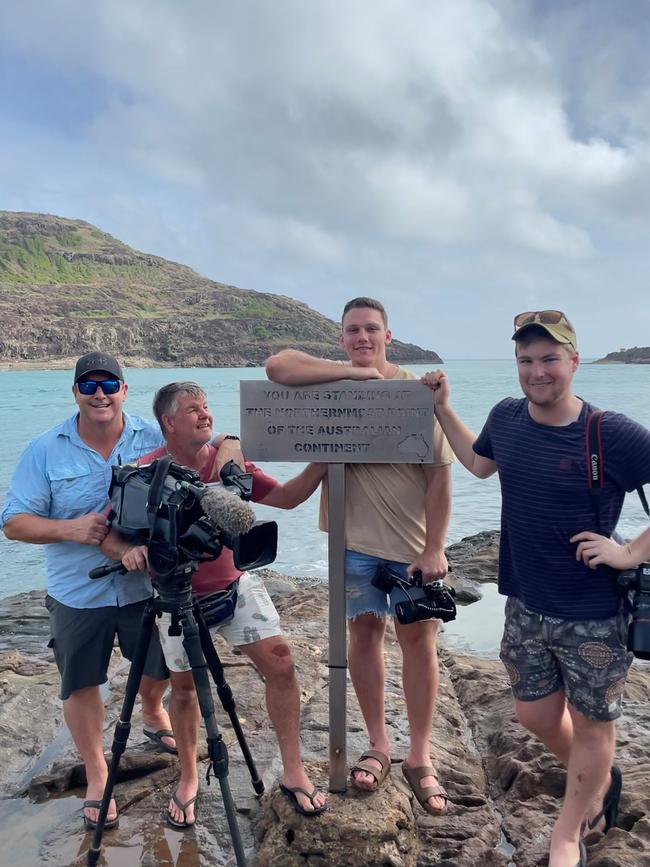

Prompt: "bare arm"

[211,433,246,474]
[257,463,327,510]
[421,371,496,479]
[3,512,109,546]
[265,349,383,385]
[571,524,650,570]
[408,463,452,581]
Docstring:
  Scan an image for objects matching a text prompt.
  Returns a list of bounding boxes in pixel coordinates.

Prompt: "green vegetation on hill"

[0,210,442,368]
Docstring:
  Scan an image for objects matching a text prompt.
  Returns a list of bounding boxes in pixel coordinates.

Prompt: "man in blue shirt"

[422,312,650,867]
[0,352,175,831]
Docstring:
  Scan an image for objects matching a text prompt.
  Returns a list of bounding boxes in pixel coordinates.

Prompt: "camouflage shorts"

[499,596,633,721]
[157,572,282,672]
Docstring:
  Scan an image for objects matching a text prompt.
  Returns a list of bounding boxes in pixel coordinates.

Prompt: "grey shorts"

[499,596,633,721]
[156,572,282,673]
[45,595,169,700]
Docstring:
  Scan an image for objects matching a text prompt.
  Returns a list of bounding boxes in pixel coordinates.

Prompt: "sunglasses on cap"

[513,310,573,329]
[77,379,122,395]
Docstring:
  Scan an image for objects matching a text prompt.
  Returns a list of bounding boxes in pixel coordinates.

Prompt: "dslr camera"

[617,563,650,660]
[371,565,457,625]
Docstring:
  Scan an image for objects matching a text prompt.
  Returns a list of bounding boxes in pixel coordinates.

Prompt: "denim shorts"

[345,550,415,620]
[499,596,633,721]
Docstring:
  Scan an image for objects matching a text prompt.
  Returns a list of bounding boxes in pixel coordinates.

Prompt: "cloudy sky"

[1,0,649,358]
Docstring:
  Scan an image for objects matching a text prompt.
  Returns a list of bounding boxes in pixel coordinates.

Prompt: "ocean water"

[1,360,649,603]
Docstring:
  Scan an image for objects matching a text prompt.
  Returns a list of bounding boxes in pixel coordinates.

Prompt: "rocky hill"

[0,211,442,368]
[594,346,650,364]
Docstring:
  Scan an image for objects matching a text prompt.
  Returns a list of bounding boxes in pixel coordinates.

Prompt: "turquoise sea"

[1,361,649,635]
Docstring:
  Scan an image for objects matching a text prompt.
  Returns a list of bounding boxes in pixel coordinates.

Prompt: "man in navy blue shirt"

[1,352,175,831]
[423,312,650,867]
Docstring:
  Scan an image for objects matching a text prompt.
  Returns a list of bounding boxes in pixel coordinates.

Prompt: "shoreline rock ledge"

[0,533,649,866]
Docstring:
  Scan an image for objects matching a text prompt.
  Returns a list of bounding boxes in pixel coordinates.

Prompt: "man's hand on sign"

[407,547,448,583]
[421,370,449,407]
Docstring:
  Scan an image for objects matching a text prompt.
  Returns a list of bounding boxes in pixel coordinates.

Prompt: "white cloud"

[1,0,650,356]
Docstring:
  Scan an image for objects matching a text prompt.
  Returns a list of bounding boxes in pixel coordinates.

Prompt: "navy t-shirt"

[473,398,650,619]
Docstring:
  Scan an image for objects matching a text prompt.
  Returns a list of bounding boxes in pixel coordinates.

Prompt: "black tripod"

[86,561,264,867]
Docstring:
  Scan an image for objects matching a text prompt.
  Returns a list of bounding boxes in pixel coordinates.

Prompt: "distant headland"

[0,211,442,370]
[593,347,650,364]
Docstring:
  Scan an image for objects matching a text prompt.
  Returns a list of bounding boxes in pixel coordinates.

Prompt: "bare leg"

[514,691,573,766]
[63,686,117,823]
[514,693,614,865]
[549,709,615,867]
[166,670,200,825]
[139,675,176,751]
[241,636,326,812]
[347,613,390,789]
[395,618,445,812]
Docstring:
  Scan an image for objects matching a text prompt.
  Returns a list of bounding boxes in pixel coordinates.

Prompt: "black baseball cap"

[74,351,124,383]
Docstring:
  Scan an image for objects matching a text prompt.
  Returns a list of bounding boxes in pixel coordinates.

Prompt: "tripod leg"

[178,605,247,867]
[197,607,264,796]
[87,600,157,867]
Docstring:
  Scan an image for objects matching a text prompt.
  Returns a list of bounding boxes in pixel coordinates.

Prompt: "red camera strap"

[585,410,649,519]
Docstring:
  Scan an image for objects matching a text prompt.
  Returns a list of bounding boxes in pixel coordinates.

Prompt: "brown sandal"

[402,764,448,816]
[350,749,391,791]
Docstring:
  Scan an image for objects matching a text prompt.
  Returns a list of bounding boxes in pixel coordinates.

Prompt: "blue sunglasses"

[77,379,121,395]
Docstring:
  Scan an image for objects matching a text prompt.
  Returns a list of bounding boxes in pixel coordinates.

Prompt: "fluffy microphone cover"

[200,486,256,536]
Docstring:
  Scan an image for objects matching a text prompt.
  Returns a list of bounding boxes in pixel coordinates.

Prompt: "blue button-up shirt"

[0,413,164,608]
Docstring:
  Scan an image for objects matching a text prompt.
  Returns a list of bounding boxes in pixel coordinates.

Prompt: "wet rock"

[446,653,650,867]
[447,530,500,585]
[1,535,649,866]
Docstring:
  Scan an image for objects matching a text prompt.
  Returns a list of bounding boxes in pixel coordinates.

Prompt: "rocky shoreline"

[0,532,649,866]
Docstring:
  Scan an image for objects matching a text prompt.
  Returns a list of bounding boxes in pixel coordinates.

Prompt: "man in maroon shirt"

[103,381,327,826]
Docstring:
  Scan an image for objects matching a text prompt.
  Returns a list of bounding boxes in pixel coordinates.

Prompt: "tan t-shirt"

[318,367,454,563]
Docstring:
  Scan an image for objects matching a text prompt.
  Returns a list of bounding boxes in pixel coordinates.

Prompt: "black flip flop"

[279,784,326,817]
[584,765,622,835]
[603,765,623,832]
[83,799,119,831]
[166,793,198,829]
[574,840,587,867]
[143,727,178,755]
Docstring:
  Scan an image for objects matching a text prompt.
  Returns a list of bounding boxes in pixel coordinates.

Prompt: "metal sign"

[240,380,434,463]
[240,377,437,793]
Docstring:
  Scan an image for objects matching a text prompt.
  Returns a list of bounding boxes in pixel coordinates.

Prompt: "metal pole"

[327,462,347,792]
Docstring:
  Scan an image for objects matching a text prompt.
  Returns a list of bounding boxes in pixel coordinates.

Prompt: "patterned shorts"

[499,596,633,721]
[156,572,282,673]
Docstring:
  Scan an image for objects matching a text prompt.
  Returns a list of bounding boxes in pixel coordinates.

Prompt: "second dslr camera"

[371,565,457,625]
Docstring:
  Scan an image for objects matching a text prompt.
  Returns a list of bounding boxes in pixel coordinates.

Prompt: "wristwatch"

[222,435,240,442]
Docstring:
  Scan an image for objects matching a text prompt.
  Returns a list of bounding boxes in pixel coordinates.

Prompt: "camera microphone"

[198,485,257,536]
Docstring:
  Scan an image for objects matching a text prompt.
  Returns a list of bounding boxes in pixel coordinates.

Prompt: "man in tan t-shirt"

[265,296,453,816]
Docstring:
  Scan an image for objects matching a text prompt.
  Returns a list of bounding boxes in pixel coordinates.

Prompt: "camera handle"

[88,561,127,580]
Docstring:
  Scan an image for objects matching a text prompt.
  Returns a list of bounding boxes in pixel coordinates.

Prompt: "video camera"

[371,565,457,625]
[94,455,277,586]
[618,563,650,660]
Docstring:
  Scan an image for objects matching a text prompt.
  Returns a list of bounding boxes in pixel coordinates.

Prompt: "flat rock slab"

[1,535,649,866]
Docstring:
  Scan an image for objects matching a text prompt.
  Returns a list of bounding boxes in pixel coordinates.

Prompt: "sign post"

[240,379,434,793]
